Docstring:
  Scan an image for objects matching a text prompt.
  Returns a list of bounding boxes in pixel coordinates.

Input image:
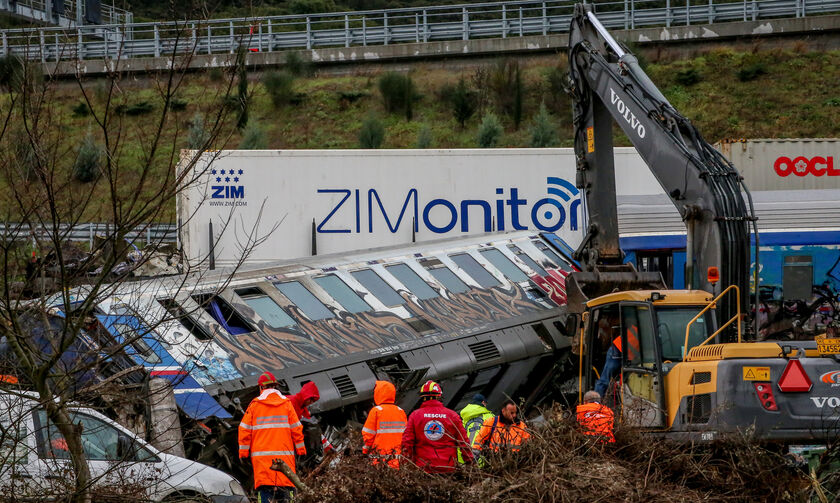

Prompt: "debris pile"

[300,411,811,503]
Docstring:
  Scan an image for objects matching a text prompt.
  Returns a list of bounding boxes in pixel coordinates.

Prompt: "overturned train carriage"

[96,231,578,468]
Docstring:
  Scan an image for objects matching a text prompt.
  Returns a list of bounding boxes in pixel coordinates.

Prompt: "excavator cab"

[580,290,719,430]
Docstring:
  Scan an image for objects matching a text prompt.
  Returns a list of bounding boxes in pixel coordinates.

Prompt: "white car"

[0,392,248,502]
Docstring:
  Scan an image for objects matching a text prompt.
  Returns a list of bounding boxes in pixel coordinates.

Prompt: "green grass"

[6,48,840,222]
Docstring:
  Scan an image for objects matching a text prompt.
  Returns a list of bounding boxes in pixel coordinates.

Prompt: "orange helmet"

[258,371,277,387]
[420,380,442,398]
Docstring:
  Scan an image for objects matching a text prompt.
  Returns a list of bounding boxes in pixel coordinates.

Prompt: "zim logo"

[423,420,445,441]
[820,370,840,387]
[210,168,246,199]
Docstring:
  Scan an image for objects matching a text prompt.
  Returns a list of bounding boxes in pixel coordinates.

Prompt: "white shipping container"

[176,148,662,267]
[715,138,840,191]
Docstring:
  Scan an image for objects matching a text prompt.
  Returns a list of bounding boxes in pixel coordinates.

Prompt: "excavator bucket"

[565,266,666,314]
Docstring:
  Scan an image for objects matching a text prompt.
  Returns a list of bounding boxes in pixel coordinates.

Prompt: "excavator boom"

[566,4,758,337]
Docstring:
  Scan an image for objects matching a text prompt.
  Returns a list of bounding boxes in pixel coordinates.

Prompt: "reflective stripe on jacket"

[458,403,494,463]
[362,381,407,468]
[576,402,616,443]
[472,416,530,452]
[238,389,306,488]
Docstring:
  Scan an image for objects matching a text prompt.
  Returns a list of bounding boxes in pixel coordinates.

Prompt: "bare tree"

[0,20,268,503]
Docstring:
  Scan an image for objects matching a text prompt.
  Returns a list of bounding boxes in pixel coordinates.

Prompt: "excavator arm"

[566,4,758,338]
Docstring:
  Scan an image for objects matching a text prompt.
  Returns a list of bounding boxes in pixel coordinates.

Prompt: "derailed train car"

[91,230,578,469]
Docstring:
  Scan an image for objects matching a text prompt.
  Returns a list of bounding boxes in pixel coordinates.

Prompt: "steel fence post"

[77,28,82,60]
[687,0,691,25]
[267,19,272,52]
[709,0,713,23]
[1,32,6,57]
[743,0,747,21]
[415,12,419,42]
[519,6,523,36]
[624,0,629,29]
[229,20,234,53]
[383,12,388,45]
[154,24,160,57]
[667,0,672,27]
[306,16,311,49]
[630,0,635,29]
[542,2,547,35]
[362,16,367,45]
[55,32,60,61]
[502,4,507,38]
[422,9,428,43]
[40,30,45,63]
[751,0,756,21]
[345,14,350,48]
[462,7,468,40]
[207,25,212,54]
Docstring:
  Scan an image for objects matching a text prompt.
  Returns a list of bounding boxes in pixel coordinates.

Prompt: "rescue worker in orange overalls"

[595,324,640,397]
[576,390,616,443]
[238,371,306,503]
[361,380,407,468]
[472,400,529,462]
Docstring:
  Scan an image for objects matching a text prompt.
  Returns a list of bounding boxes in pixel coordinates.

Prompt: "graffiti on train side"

[200,280,555,377]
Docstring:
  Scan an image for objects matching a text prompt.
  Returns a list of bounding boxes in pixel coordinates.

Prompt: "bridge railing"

[1,0,838,62]
[0,223,177,247]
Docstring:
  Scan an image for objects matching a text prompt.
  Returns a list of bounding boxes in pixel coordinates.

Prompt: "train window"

[419,258,469,294]
[351,269,406,307]
[449,253,500,289]
[385,264,439,300]
[158,299,212,341]
[110,323,162,364]
[532,241,572,272]
[314,275,371,314]
[479,248,529,283]
[193,294,255,335]
[236,288,297,329]
[274,281,335,321]
[508,245,548,277]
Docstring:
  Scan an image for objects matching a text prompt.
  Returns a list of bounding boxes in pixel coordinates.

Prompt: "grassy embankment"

[5,47,840,222]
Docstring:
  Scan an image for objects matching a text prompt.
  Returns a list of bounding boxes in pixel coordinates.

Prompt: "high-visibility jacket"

[458,403,494,463]
[238,389,306,488]
[362,381,407,468]
[472,416,530,452]
[612,325,640,361]
[401,399,473,473]
[576,402,616,443]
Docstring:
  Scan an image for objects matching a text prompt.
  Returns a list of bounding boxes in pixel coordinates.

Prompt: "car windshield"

[655,307,712,361]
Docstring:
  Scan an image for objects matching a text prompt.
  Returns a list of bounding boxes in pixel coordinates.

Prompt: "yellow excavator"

[565,4,839,441]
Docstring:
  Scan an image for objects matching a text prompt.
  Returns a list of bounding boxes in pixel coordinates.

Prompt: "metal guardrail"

[0,223,177,246]
[1,0,838,63]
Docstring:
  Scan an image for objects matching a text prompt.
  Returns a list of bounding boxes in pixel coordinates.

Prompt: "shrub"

[239,122,267,150]
[737,63,767,82]
[338,90,369,103]
[125,101,154,116]
[529,103,556,148]
[358,115,385,149]
[169,97,188,111]
[477,113,503,148]
[378,72,416,120]
[675,68,702,86]
[0,55,24,90]
[73,134,102,183]
[208,66,224,82]
[447,78,476,128]
[543,65,567,112]
[489,59,524,127]
[187,113,209,149]
[71,101,90,117]
[825,97,840,107]
[288,0,336,14]
[262,70,296,108]
[415,124,432,149]
[285,51,312,77]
